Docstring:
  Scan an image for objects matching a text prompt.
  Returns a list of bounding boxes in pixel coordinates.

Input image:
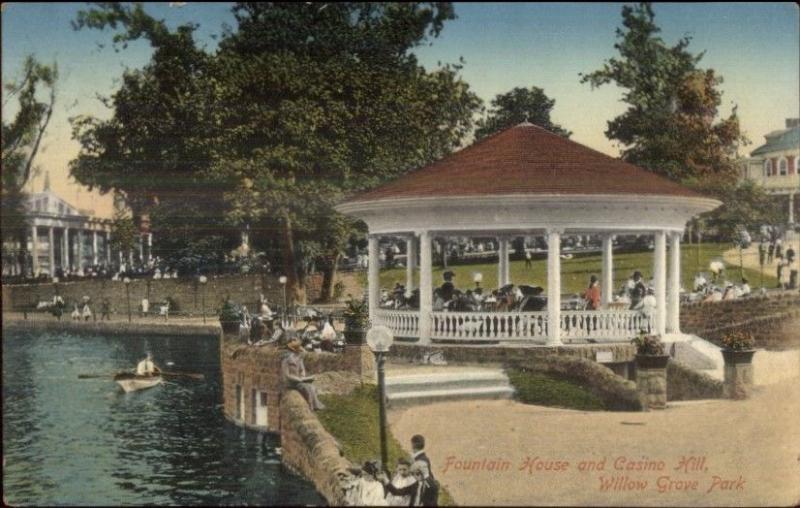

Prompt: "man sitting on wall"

[281,337,326,411]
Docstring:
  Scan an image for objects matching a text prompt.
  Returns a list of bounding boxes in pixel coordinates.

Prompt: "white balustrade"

[377,309,652,343]
[373,310,420,338]
[559,310,654,341]
[431,311,548,341]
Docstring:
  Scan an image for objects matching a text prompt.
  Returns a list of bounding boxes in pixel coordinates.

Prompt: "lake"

[2,329,324,506]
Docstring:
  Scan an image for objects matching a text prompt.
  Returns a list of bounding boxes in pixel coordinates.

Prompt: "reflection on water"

[2,330,324,506]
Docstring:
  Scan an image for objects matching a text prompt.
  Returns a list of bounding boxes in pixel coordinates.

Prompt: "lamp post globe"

[199,275,208,323]
[279,276,288,327]
[366,325,394,470]
[123,277,132,323]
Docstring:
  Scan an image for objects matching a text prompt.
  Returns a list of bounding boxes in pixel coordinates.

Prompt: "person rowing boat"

[136,353,160,376]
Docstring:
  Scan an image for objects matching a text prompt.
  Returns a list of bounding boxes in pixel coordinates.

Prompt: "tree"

[2,56,58,276]
[474,86,571,140]
[209,2,482,302]
[580,3,745,183]
[70,3,481,302]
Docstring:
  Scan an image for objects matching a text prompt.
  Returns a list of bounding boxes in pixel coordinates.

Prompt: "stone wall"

[666,360,724,401]
[636,366,667,410]
[2,316,221,338]
[2,272,353,316]
[220,339,374,433]
[390,342,636,365]
[509,354,643,411]
[280,390,352,505]
[680,291,800,349]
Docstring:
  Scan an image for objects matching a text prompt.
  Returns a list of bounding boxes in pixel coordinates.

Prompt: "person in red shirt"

[583,275,601,310]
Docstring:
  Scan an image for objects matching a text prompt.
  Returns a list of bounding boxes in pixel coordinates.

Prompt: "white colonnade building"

[336,122,721,345]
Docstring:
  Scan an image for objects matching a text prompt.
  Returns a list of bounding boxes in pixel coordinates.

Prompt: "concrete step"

[385,368,514,406]
[387,385,515,407]
[386,371,509,395]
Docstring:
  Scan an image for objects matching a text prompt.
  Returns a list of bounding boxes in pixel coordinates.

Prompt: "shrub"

[342,297,368,345]
[631,331,665,355]
[721,329,755,350]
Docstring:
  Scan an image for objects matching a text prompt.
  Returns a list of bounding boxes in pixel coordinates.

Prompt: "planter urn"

[721,348,756,400]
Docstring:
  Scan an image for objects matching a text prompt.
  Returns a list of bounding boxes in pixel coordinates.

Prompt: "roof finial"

[518,116,533,127]
[43,171,51,192]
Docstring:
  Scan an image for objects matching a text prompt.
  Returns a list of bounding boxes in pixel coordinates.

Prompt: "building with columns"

[739,118,800,226]
[2,189,115,277]
[336,122,720,345]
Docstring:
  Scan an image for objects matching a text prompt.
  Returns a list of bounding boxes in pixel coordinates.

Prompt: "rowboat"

[114,372,163,393]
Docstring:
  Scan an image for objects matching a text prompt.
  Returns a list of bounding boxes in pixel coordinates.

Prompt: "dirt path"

[389,380,800,506]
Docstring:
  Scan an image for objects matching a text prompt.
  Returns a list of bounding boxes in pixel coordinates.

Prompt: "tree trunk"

[281,214,306,306]
[319,253,341,303]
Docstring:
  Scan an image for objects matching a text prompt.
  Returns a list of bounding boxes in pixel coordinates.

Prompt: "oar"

[78,372,129,379]
[159,371,204,380]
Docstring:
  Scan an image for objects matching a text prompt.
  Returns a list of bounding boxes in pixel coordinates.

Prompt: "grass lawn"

[507,368,606,411]
[318,384,456,506]
[365,243,775,296]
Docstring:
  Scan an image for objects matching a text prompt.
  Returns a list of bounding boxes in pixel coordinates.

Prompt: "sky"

[2,2,798,219]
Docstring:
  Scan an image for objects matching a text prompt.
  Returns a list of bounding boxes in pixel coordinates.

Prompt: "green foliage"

[2,56,58,250]
[631,331,665,355]
[685,177,783,241]
[507,368,606,410]
[70,2,481,300]
[581,3,745,183]
[318,384,455,506]
[474,86,571,140]
[109,204,138,255]
[218,299,241,323]
[343,296,369,344]
[721,330,755,351]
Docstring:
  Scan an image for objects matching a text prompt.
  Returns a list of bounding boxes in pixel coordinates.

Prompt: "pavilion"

[335,123,721,345]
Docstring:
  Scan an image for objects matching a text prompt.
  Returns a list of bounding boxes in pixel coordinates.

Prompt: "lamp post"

[279,275,288,327]
[123,277,131,323]
[473,271,483,290]
[366,325,394,471]
[199,275,208,323]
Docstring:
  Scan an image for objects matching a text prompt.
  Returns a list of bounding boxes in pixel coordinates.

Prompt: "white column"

[789,192,795,225]
[504,238,511,284]
[106,231,112,266]
[405,236,416,292]
[497,237,509,286]
[31,226,40,275]
[667,232,681,334]
[92,230,99,266]
[367,235,380,325]
[601,234,614,306]
[654,231,667,336]
[546,229,562,346]
[48,227,55,275]
[62,228,70,270]
[76,230,84,272]
[418,231,433,345]
[147,233,153,264]
[138,234,144,264]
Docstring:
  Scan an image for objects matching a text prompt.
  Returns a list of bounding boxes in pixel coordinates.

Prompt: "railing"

[560,310,653,341]
[431,311,548,341]
[373,309,420,338]
[377,308,652,343]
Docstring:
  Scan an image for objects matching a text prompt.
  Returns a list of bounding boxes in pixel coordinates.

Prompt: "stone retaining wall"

[680,291,800,349]
[2,316,221,338]
[510,354,643,411]
[1,271,364,314]
[666,360,724,401]
[390,342,636,365]
[280,390,352,505]
[220,339,374,433]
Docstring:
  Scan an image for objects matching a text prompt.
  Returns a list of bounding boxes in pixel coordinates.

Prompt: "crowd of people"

[343,435,439,506]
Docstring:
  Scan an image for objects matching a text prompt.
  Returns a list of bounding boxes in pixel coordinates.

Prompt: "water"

[2,330,325,506]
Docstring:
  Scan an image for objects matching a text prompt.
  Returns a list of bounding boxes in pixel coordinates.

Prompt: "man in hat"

[281,337,325,411]
[626,271,646,310]
[136,352,160,376]
[440,271,455,303]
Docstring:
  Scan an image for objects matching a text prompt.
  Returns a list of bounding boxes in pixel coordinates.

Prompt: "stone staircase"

[385,366,515,407]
